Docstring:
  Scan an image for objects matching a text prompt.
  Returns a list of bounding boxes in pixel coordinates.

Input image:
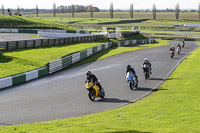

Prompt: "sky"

[1,0,200,9]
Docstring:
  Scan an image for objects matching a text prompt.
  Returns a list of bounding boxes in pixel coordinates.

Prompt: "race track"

[0,41,198,125]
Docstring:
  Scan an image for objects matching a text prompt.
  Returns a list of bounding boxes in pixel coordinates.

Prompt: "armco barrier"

[0,66,48,89]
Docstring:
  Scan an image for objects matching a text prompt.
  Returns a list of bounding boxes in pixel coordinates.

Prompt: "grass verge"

[0,41,107,78]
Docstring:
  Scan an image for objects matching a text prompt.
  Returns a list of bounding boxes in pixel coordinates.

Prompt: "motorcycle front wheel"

[100,88,105,98]
[145,72,148,79]
[129,82,134,90]
[88,89,95,101]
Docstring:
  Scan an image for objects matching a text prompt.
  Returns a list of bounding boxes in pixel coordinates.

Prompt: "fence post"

[6,42,9,51]
[47,39,50,46]
[33,40,36,48]
[25,41,27,48]
[16,41,19,49]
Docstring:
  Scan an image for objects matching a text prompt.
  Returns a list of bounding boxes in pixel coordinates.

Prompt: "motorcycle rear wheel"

[88,89,95,101]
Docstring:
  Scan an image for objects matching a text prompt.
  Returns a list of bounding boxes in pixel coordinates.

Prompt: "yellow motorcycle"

[85,80,105,101]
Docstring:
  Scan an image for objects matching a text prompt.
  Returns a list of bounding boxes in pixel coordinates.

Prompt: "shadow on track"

[0,123,12,126]
[97,98,130,103]
[135,87,168,92]
[149,77,179,81]
[173,57,181,59]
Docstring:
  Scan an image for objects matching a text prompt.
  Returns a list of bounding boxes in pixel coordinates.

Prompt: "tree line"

[1,3,200,20]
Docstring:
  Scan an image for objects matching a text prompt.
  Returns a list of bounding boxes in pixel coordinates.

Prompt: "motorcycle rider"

[181,41,185,47]
[170,45,175,53]
[86,71,102,92]
[126,65,138,82]
[142,58,152,74]
[170,45,175,52]
[177,43,181,51]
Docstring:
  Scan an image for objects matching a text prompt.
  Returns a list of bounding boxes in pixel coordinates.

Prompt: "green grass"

[0,41,107,78]
[70,40,169,68]
[0,41,200,132]
[0,15,76,30]
[30,12,200,25]
[30,13,200,31]
[28,12,200,20]
[19,34,43,38]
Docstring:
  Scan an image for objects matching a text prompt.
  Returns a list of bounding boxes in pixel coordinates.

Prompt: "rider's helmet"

[144,58,148,62]
[171,45,174,48]
[86,71,91,76]
[127,65,131,69]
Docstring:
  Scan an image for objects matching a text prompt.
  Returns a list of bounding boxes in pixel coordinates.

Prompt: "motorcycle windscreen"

[126,72,134,81]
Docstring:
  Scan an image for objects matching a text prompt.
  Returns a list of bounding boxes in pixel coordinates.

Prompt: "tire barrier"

[48,42,113,74]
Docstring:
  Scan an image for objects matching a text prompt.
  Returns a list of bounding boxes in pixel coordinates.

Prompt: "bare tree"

[36,5,39,17]
[175,3,180,20]
[110,2,114,19]
[152,4,156,19]
[2,5,4,15]
[17,6,20,15]
[89,5,93,18]
[129,3,133,19]
[53,3,56,17]
[199,3,200,20]
[71,4,75,18]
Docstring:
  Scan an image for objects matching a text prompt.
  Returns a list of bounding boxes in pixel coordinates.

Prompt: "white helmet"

[144,58,148,61]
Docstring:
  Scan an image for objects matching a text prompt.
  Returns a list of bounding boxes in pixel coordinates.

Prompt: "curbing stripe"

[38,67,48,77]
[12,73,26,85]
[0,77,12,89]
[26,70,39,81]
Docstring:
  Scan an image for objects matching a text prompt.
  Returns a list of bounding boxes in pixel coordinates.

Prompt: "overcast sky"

[2,0,200,9]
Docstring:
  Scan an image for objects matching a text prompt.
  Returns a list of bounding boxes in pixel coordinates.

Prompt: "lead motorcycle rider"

[126,65,138,82]
[142,58,152,74]
[86,71,102,93]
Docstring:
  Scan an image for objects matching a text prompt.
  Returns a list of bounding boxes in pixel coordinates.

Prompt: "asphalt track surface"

[0,33,45,42]
[0,41,198,125]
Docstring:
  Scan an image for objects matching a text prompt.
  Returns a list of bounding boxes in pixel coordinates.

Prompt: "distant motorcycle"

[126,72,138,90]
[170,50,175,59]
[85,80,105,101]
[176,46,181,54]
[143,64,150,79]
[181,42,185,48]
